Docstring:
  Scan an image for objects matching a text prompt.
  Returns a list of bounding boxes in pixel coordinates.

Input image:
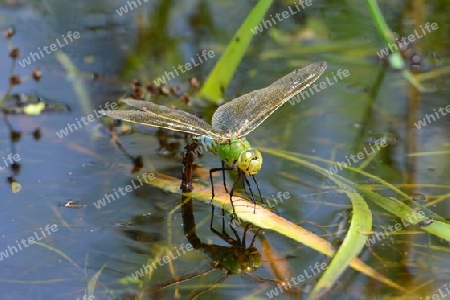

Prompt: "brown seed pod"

[188,77,200,88]
[180,94,190,104]
[170,86,180,96]
[146,84,158,94]
[159,85,170,95]
[3,27,15,38]
[9,48,19,59]
[32,69,42,82]
[9,75,21,86]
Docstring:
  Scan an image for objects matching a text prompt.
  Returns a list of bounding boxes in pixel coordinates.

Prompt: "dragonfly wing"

[101,99,222,138]
[211,61,327,138]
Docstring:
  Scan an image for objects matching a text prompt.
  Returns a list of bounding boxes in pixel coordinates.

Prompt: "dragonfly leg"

[210,204,215,229]
[221,207,226,233]
[228,170,243,216]
[210,200,229,237]
[228,219,241,242]
[241,223,253,248]
[242,174,256,213]
[251,176,263,205]
[240,223,261,249]
[221,161,228,193]
[249,227,262,248]
[209,169,217,203]
[209,166,234,203]
[210,211,236,246]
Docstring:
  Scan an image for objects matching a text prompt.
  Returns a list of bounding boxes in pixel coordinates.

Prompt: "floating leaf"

[23,102,45,115]
[11,181,21,193]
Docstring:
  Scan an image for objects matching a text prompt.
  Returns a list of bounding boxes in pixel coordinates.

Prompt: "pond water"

[0,1,449,299]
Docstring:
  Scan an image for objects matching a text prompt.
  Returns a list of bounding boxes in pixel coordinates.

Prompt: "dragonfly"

[101,61,327,212]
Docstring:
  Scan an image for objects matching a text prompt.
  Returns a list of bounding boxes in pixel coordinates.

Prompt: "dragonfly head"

[236,148,263,176]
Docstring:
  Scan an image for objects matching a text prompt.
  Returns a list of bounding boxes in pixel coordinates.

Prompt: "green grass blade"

[261,148,450,242]
[35,241,80,269]
[365,0,426,91]
[87,264,106,297]
[358,187,450,241]
[310,191,372,298]
[55,50,91,115]
[257,147,375,297]
[199,0,274,102]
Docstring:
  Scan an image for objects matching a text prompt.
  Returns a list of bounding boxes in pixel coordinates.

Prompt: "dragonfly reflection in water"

[143,194,304,299]
[101,62,327,213]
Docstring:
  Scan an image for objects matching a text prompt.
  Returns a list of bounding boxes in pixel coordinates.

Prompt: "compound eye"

[236,148,262,176]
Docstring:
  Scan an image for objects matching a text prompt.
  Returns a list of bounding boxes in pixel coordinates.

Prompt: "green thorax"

[196,136,263,176]
[201,136,251,165]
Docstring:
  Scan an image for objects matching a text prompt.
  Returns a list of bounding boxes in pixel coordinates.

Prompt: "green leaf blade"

[199,0,274,102]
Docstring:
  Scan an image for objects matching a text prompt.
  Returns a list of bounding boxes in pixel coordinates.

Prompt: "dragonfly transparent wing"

[101,99,223,138]
[211,61,327,138]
